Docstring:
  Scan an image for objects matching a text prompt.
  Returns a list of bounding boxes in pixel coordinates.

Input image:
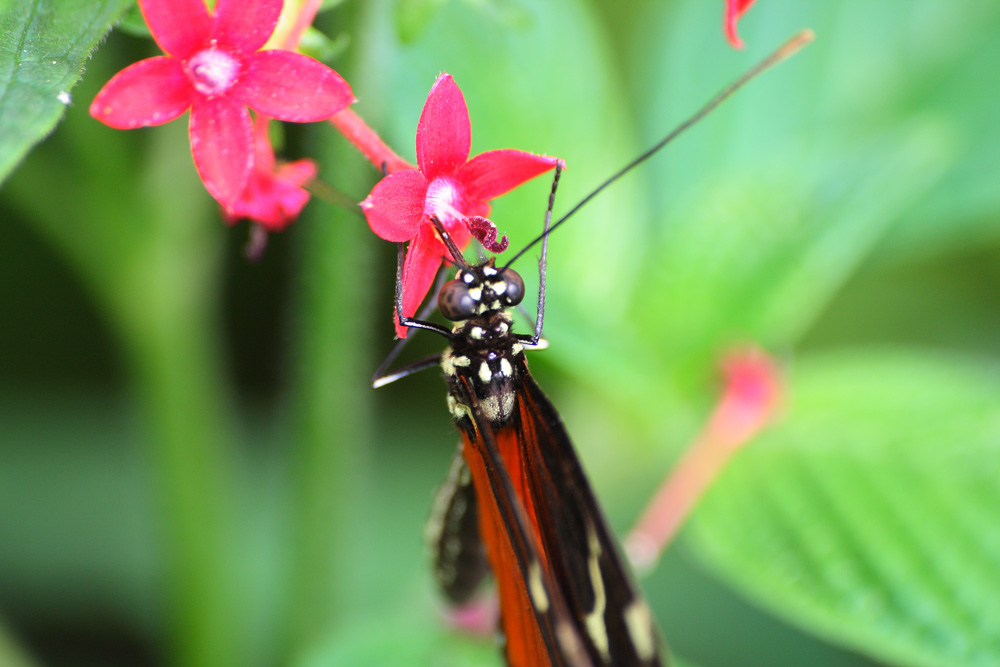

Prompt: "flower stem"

[329,107,414,174]
[626,348,782,572]
[268,0,323,51]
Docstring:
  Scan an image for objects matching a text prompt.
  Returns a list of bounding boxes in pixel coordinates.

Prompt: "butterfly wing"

[513,359,665,666]
[448,360,665,666]
[454,372,595,667]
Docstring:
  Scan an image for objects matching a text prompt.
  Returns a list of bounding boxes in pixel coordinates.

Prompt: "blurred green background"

[2,0,999,665]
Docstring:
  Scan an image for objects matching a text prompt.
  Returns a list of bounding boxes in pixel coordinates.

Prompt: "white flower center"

[186,48,241,97]
[424,177,465,223]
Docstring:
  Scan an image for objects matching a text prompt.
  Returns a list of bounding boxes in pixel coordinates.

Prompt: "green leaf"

[687,350,1000,666]
[0,0,132,185]
[298,26,350,63]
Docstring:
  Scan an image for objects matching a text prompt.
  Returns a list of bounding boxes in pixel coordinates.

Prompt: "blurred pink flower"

[90,0,353,204]
[224,117,316,231]
[725,0,758,49]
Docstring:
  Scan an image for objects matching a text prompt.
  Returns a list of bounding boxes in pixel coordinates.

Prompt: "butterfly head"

[438,260,525,321]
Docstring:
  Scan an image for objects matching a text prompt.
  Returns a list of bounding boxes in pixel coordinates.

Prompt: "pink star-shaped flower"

[90,0,354,205]
[360,73,562,338]
[223,116,316,231]
[725,0,758,49]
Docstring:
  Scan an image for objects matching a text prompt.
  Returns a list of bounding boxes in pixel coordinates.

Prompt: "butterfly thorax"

[439,262,528,426]
[442,310,525,426]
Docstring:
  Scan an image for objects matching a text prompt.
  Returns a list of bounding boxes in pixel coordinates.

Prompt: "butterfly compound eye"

[499,268,525,307]
[438,279,477,321]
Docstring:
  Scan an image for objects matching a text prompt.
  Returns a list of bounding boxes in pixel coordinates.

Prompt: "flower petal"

[725,0,757,49]
[361,170,429,242]
[276,158,318,187]
[90,56,192,129]
[238,51,355,122]
[225,157,316,231]
[138,0,210,58]
[456,149,561,202]
[396,224,446,338]
[212,0,283,53]
[416,73,471,180]
[189,97,253,203]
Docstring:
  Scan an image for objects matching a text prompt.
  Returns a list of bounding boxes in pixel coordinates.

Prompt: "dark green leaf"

[115,3,150,38]
[0,0,132,184]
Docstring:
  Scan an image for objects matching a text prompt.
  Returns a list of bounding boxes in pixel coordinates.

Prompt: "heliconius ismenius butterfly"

[374,30,813,667]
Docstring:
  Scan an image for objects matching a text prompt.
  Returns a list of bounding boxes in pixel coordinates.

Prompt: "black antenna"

[504,29,814,269]
[429,215,469,267]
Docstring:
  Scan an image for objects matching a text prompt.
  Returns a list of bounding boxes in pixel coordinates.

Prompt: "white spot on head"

[528,560,549,612]
[491,279,507,295]
[483,266,497,276]
[462,272,474,283]
[57,91,71,105]
[468,286,482,300]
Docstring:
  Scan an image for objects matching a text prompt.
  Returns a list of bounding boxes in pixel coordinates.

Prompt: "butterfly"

[374,31,813,667]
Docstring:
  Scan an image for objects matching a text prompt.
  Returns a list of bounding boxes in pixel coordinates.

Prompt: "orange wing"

[450,358,665,667]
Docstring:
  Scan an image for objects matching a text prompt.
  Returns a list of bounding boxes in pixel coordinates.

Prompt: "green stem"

[8,122,241,667]
[286,114,377,657]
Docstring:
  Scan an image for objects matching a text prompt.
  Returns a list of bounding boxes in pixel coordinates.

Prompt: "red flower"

[360,73,561,338]
[224,116,316,231]
[725,0,758,49]
[90,0,354,205]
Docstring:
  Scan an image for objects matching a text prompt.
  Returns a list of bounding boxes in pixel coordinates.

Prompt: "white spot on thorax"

[478,362,493,383]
